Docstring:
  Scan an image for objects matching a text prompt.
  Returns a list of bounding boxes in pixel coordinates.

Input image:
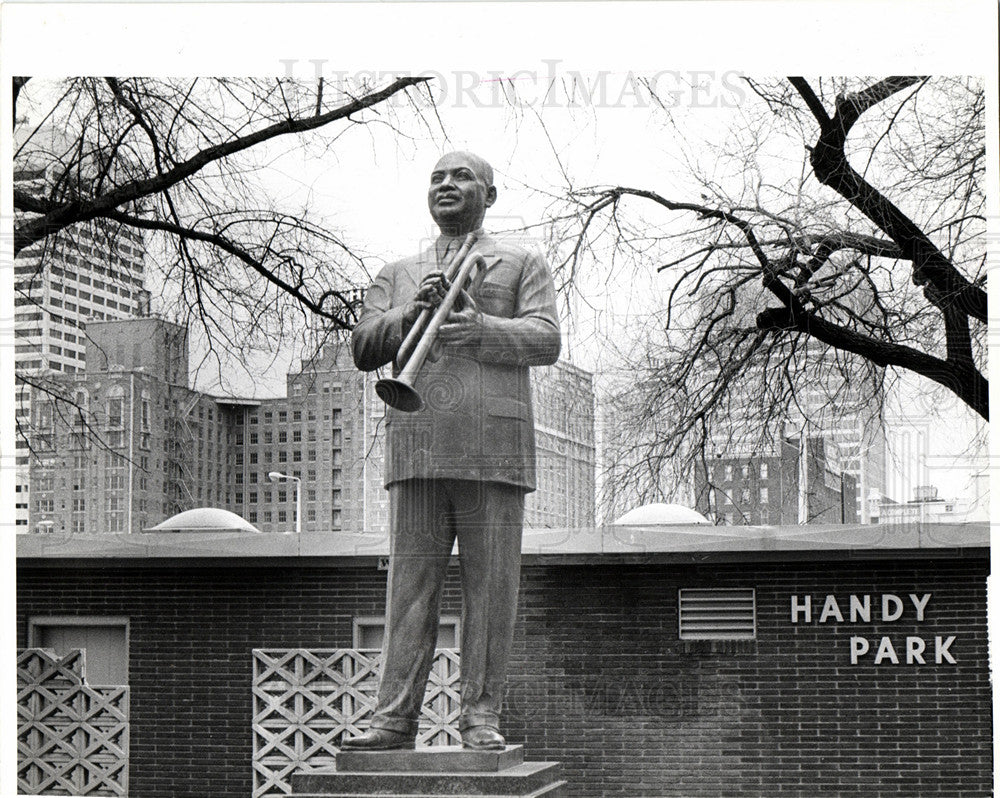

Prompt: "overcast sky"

[4,5,994,511]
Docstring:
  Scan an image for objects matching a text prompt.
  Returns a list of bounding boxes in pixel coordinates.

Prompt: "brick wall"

[17,553,990,797]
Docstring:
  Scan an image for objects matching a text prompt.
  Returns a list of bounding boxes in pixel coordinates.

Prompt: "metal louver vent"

[678,588,756,640]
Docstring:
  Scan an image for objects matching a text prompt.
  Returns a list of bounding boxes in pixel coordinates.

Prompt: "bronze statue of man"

[348,151,561,750]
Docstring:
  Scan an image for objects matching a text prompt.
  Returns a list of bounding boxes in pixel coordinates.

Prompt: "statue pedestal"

[290,745,566,797]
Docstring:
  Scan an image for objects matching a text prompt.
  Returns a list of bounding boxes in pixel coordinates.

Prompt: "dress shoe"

[341,728,415,750]
[461,725,505,750]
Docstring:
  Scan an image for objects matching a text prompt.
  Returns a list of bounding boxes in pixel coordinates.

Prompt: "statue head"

[427,151,497,235]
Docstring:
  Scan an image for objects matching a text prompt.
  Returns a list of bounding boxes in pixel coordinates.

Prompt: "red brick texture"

[17,553,990,797]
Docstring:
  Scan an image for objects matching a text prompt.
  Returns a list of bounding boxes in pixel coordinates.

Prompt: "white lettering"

[611,72,647,108]
[791,595,812,623]
[906,637,926,665]
[909,593,931,621]
[453,70,485,108]
[541,59,561,107]
[564,71,611,107]
[278,59,299,79]
[504,69,539,107]
[849,594,871,623]
[688,70,718,108]
[819,595,844,623]
[935,636,957,664]
[484,70,507,107]
[874,636,899,665]
[850,637,870,665]
[882,594,904,622]
[719,70,747,108]
[308,59,329,80]
[646,70,684,107]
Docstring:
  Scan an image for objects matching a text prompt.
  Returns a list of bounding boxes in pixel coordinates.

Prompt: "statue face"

[427,152,496,234]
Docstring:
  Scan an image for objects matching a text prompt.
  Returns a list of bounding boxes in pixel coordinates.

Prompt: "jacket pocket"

[476,283,517,317]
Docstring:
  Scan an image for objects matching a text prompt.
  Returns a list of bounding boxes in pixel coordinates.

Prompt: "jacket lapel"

[395,249,435,300]
[470,255,503,294]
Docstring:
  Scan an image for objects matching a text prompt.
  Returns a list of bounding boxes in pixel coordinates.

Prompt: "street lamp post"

[268,471,301,535]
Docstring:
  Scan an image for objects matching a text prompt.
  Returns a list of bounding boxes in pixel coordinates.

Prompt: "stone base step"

[335,745,525,773]
[291,760,563,797]
[291,782,567,798]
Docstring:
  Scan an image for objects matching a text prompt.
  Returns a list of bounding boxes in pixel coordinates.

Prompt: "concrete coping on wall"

[15,521,990,564]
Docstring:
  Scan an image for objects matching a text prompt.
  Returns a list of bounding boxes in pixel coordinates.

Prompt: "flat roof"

[16,521,989,566]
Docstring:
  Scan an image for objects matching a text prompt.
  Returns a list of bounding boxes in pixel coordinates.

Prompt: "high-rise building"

[701,341,887,523]
[25,318,235,536]
[883,419,931,504]
[14,164,149,528]
[228,341,378,535]
[229,344,598,535]
[693,436,858,526]
[525,360,597,531]
[778,342,886,522]
[25,319,597,536]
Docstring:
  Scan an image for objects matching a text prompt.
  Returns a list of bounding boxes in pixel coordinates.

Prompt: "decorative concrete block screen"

[17,649,129,796]
[252,648,461,797]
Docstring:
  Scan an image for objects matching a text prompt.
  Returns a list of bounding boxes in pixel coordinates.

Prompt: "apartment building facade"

[26,319,597,536]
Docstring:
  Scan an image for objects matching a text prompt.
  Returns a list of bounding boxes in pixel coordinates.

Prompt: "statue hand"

[403,271,450,326]
[436,290,483,348]
[416,271,449,306]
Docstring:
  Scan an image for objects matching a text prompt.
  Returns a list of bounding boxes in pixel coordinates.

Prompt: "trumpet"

[375,233,484,412]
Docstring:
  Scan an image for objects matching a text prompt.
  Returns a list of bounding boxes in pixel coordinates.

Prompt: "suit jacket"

[352,232,561,491]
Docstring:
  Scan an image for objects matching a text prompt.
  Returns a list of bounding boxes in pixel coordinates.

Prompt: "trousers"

[369,478,525,736]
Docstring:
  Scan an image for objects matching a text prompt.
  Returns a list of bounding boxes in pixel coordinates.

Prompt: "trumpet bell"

[375,377,425,412]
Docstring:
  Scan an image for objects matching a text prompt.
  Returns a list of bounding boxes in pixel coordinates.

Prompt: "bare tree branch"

[14,76,430,254]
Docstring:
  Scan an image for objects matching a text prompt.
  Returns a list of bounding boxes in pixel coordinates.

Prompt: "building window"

[678,588,756,640]
[760,487,769,503]
[107,395,124,428]
[760,462,768,479]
